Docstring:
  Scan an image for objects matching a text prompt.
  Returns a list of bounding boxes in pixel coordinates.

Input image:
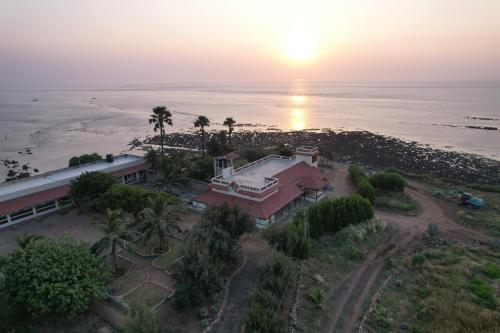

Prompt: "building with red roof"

[193,147,328,227]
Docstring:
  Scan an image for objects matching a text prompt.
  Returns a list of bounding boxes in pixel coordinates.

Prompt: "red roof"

[194,161,327,219]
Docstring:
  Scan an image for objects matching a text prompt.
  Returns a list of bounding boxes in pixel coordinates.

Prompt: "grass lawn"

[107,271,148,296]
[375,191,419,215]
[153,246,182,269]
[295,219,388,333]
[365,243,500,333]
[123,282,173,309]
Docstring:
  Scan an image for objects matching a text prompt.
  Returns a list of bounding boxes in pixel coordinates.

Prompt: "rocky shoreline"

[136,130,500,185]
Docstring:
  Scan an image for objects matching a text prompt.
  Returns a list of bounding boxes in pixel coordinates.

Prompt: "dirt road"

[327,185,492,333]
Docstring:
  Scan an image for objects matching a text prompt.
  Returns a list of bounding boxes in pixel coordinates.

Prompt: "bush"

[428,223,439,237]
[369,172,406,192]
[264,215,310,259]
[201,203,255,239]
[68,153,102,167]
[469,277,497,309]
[70,171,117,203]
[4,237,110,320]
[188,157,214,182]
[483,263,500,279]
[412,254,426,267]
[307,287,325,309]
[357,179,376,203]
[244,300,285,333]
[123,297,166,333]
[308,194,374,238]
[348,163,366,186]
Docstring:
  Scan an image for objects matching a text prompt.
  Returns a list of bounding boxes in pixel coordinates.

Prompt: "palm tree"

[223,117,236,150]
[91,208,135,274]
[16,234,44,248]
[194,116,210,158]
[139,196,181,253]
[149,106,173,158]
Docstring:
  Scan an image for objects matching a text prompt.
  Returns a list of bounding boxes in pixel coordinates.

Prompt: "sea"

[1,81,500,181]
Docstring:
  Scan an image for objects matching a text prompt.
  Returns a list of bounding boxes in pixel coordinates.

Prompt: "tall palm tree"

[139,196,181,252]
[194,115,210,158]
[16,234,44,248]
[149,106,173,158]
[91,208,135,274]
[223,117,236,150]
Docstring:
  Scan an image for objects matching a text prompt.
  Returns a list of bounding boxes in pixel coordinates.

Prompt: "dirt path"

[327,185,492,333]
[211,234,273,333]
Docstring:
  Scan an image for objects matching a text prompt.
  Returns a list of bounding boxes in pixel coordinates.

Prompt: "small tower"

[214,151,240,177]
[295,146,319,167]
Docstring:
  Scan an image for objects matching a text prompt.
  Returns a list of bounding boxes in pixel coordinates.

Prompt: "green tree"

[348,163,366,186]
[123,297,166,333]
[200,203,255,239]
[157,156,187,192]
[207,130,230,156]
[4,237,110,320]
[264,214,310,259]
[149,106,173,158]
[70,171,117,209]
[223,117,236,149]
[145,148,161,170]
[96,184,150,215]
[16,234,45,248]
[139,196,182,252]
[194,115,210,158]
[68,153,102,167]
[91,208,135,274]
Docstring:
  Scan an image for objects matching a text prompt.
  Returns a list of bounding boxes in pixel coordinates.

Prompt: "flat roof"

[227,156,299,188]
[0,154,145,201]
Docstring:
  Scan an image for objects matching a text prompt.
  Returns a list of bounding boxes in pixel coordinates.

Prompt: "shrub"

[201,203,255,239]
[244,300,285,333]
[123,297,165,333]
[483,263,500,279]
[469,277,497,309]
[357,179,376,203]
[4,237,110,320]
[369,172,406,192]
[412,254,426,267]
[308,194,374,238]
[264,215,310,259]
[68,153,102,167]
[348,163,366,186]
[259,254,295,296]
[427,223,439,237]
[188,157,214,182]
[70,171,117,203]
[307,287,325,309]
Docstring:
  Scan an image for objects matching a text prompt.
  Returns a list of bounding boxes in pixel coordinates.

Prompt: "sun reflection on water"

[289,95,308,130]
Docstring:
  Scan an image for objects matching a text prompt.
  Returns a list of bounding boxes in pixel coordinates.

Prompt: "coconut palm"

[91,208,135,274]
[194,115,210,158]
[16,234,44,248]
[223,117,236,150]
[149,106,173,158]
[139,196,181,253]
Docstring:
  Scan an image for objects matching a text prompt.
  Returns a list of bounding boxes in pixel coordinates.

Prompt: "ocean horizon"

[1,81,500,181]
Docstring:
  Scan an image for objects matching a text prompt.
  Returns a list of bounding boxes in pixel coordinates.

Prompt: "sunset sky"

[1,0,500,85]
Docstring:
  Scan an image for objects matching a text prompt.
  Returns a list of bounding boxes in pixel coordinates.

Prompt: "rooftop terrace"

[0,154,144,201]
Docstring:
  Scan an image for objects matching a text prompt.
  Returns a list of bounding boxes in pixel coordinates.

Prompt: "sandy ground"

[0,209,103,253]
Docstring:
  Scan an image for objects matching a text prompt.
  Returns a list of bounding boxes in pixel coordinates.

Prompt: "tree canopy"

[68,153,102,167]
[70,171,117,203]
[4,237,110,320]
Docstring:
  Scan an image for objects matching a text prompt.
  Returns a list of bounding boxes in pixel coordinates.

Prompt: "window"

[138,170,146,181]
[123,172,138,184]
[9,207,35,222]
[35,200,57,213]
[0,214,8,225]
[58,196,73,207]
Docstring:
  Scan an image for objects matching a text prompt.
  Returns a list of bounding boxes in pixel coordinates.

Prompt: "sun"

[283,32,316,64]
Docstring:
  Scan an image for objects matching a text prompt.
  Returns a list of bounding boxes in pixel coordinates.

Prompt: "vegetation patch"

[152,246,182,269]
[295,219,387,332]
[374,191,419,214]
[365,243,500,333]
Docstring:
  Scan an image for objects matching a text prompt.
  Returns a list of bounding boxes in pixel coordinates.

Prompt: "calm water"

[1,81,500,180]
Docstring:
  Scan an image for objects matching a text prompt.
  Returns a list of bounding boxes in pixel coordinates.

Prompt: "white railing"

[296,146,318,153]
